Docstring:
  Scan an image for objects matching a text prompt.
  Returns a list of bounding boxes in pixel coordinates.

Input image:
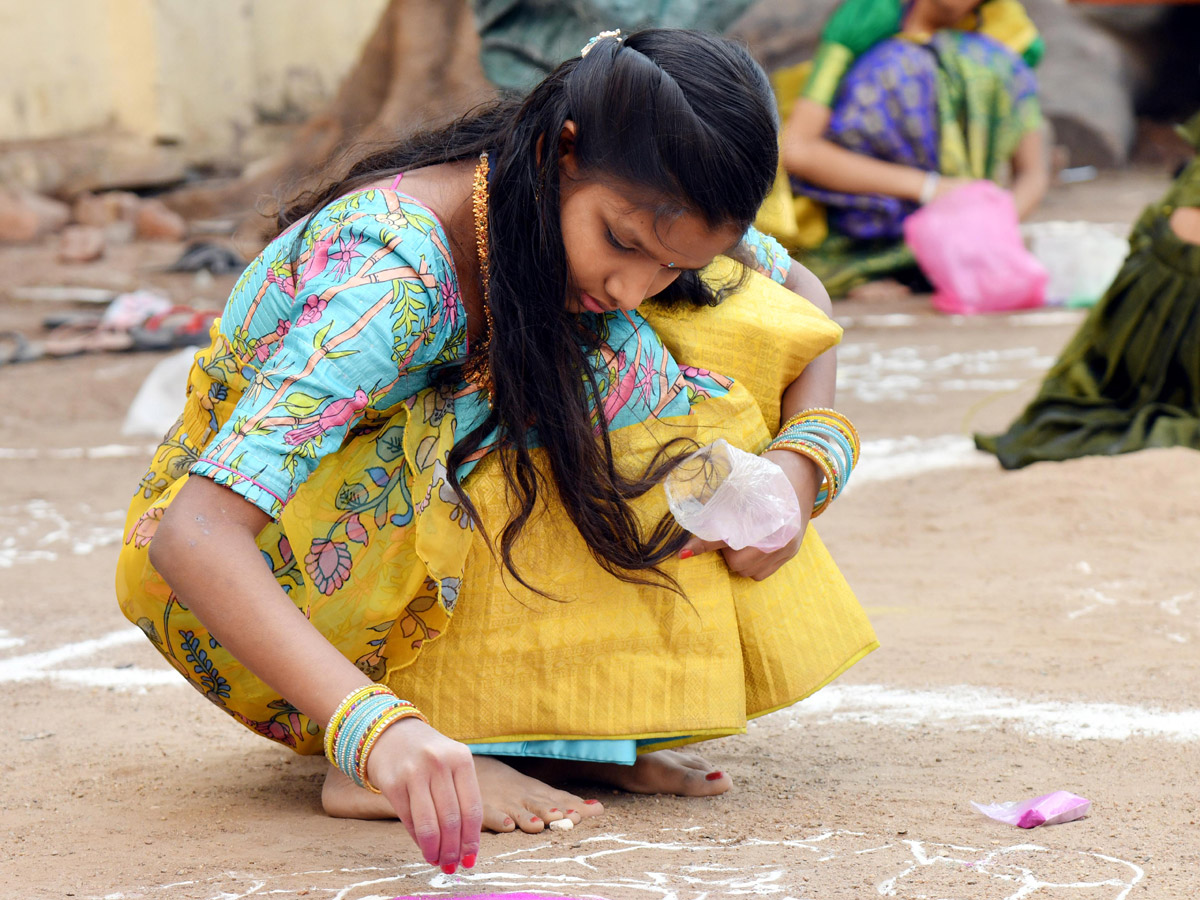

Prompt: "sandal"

[127,306,218,350]
[0,331,45,366]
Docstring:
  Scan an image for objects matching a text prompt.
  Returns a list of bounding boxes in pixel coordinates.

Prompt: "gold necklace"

[463,151,495,402]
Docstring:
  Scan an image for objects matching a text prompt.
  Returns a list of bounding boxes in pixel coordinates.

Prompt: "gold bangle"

[358,705,430,794]
[778,408,861,462]
[766,438,838,517]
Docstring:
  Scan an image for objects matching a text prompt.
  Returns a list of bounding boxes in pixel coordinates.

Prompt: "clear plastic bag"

[663,439,802,552]
[971,791,1092,828]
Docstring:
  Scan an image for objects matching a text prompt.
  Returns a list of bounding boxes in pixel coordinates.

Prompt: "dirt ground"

[2,168,1198,900]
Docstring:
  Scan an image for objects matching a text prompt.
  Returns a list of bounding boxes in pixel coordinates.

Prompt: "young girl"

[117,29,876,875]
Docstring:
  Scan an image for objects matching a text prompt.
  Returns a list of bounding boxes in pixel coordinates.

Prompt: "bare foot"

[321,755,606,833]
[522,748,732,797]
[846,278,914,302]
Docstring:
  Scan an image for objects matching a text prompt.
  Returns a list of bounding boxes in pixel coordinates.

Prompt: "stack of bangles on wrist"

[324,684,428,793]
[765,408,860,518]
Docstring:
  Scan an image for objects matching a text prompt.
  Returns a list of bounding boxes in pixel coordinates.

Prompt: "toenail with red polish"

[567,809,577,814]
[441,863,457,875]
[503,817,514,827]
[705,771,724,781]
[549,808,559,812]
[585,799,600,804]
[463,853,477,869]
[529,816,540,823]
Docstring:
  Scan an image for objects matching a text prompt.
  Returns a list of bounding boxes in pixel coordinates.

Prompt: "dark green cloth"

[976,115,1200,469]
[471,0,757,92]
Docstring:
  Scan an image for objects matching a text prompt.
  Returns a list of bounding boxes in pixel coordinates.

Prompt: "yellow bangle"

[782,407,860,458]
[357,705,430,794]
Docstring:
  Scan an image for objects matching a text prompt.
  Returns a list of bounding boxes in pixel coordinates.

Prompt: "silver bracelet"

[918,171,940,205]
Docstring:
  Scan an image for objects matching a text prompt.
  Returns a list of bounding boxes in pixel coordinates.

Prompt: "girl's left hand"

[680,449,819,581]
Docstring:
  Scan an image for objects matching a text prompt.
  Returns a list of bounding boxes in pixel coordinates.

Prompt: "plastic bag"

[903,180,1048,315]
[663,439,802,552]
[971,791,1092,828]
[1022,220,1127,307]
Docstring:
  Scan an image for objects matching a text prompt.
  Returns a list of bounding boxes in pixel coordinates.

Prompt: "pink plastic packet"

[971,790,1092,828]
[903,180,1048,315]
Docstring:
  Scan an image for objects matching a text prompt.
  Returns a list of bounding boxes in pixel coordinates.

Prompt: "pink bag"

[903,180,1047,315]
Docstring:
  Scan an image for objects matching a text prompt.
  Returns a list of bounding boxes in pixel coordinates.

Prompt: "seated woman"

[758,0,1051,296]
[976,113,1200,469]
[115,29,876,874]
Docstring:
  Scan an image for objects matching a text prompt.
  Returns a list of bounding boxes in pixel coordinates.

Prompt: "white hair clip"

[581,29,623,58]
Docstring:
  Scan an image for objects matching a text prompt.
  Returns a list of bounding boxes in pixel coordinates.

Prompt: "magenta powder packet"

[972,791,1091,828]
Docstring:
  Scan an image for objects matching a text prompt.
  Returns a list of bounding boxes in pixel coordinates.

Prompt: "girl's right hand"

[365,717,483,870]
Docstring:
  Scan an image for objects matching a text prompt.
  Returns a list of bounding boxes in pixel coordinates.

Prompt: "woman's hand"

[680,448,819,581]
[365,717,483,870]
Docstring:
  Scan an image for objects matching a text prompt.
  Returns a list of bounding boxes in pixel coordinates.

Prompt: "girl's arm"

[149,475,482,869]
[682,262,840,580]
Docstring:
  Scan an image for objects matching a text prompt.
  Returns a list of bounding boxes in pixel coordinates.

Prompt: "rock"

[548,818,574,831]
[73,191,142,227]
[134,199,189,241]
[0,189,71,243]
[57,225,107,263]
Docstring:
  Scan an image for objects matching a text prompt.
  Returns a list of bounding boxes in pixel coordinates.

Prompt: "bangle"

[324,684,428,791]
[767,407,860,516]
[918,171,941,205]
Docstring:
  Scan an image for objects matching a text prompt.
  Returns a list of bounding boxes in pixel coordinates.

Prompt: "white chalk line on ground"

[836,343,1054,404]
[775,683,1200,743]
[94,830,1143,900]
[6,625,1200,746]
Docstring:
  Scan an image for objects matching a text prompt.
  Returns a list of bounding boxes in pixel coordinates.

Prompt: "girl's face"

[557,173,743,315]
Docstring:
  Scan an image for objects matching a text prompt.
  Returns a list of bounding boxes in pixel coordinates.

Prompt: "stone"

[0,189,71,243]
[134,199,189,241]
[73,191,142,228]
[57,225,107,263]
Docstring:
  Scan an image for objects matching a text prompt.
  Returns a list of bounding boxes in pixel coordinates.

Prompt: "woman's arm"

[1009,125,1051,219]
[149,476,482,868]
[782,97,931,201]
[682,262,840,580]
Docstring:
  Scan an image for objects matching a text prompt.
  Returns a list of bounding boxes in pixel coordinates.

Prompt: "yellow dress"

[116,249,877,756]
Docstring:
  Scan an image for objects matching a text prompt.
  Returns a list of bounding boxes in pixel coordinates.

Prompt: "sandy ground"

[2,168,1199,899]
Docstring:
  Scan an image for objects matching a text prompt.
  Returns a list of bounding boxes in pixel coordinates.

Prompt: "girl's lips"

[580,292,606,313]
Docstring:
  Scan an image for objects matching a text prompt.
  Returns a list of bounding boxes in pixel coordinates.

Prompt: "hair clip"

[581,29,622,58]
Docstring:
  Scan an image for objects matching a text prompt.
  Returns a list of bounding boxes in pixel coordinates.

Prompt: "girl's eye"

[606,228,633,253]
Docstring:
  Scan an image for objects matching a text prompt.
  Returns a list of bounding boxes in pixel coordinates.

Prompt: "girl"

[760,0,1049,295]
[117,29,876,875]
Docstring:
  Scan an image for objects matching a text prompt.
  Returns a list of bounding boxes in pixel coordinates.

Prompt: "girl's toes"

[515,811,546,833]
[578,798,605,818]
[483,807,517,833]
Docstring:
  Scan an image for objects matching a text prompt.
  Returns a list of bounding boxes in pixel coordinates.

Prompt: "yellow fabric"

[116,264,875,753]
[959,0,1039,58]
[388,382,877,744]
[756,61,830,252]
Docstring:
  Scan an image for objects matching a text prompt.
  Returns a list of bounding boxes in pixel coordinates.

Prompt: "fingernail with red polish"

[463,853,477,869]
[705,771,724,781]
[679,548,694,560]
[441,863,457,875]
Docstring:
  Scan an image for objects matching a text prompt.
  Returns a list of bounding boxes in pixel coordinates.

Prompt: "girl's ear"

[557,120,580,180]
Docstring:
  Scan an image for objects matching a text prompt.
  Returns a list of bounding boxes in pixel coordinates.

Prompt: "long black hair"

[278,29,779,593]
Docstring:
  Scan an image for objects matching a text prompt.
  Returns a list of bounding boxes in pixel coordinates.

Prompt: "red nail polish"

[705,771,724,781]
[584,799,600,805]
[549,808,559,813]
[566,809,576,814]
[503,817,514,827]
[463,853,477,869]
[679,548,694,560]
[441,863,457,875]
[529,816,540,823]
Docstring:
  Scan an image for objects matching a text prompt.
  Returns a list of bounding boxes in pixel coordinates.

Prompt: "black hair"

[278,29,779,594]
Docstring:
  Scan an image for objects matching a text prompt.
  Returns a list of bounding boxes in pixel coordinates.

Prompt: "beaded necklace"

[463,151,495,402]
